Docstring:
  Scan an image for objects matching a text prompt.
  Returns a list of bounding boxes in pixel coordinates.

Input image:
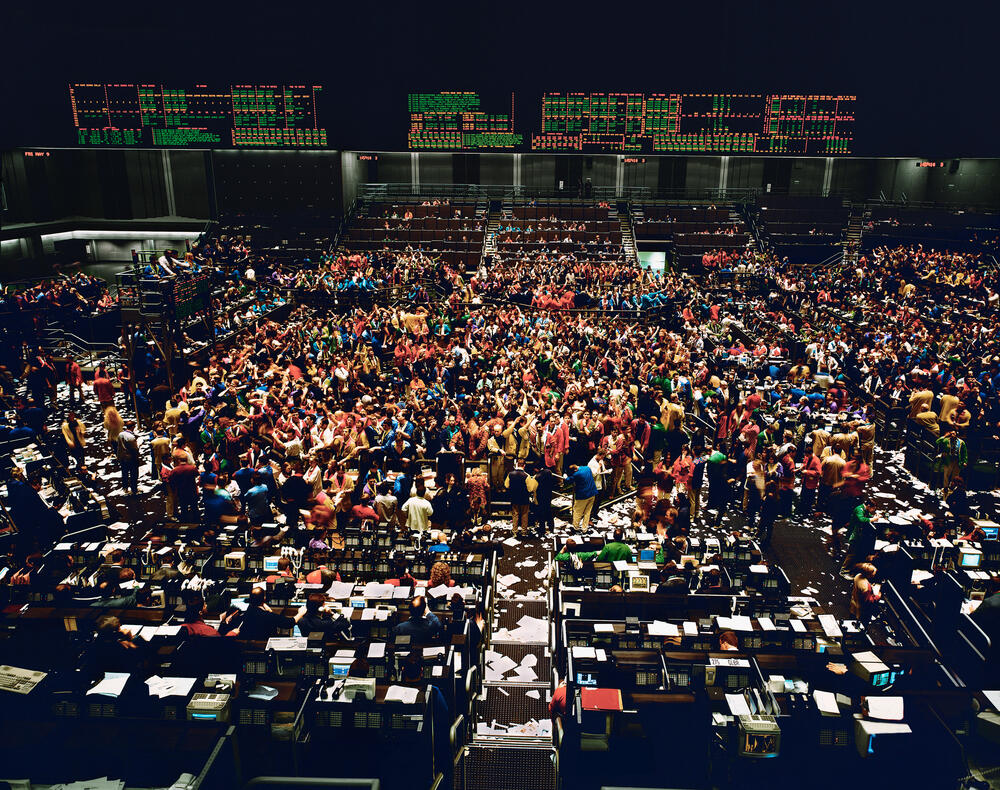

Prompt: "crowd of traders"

[2,236,999,615]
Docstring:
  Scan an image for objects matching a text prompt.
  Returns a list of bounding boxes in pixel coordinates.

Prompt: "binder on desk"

[581,687,623,712]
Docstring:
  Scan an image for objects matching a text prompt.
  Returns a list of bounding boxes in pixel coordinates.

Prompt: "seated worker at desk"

[718,630,740,651]
[181,591,220,637]
[655,562,689,594]
[88,614,146,673]
[220,587,297,639]
[389,595,442,644]
[265,556,296,584]
[553,528,633,563]
[399,652,451,774]
[296,592,353,641]
[91,572,139,609]
[304,566,341,585]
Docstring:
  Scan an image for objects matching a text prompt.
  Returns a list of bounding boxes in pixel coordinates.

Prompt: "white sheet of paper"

[725,693,752,716]
[861,721,911,735]
[758,617,776,631]
[730,615,754,632]
[384,685,420,704]
[513,666,538,681]
[983,690,1000,712]
[866,696,904,721]
[87,673,130,697]
[814,690,840,715]
[327,581,355,598]
[489,655,518,675]
[648,620,679,637]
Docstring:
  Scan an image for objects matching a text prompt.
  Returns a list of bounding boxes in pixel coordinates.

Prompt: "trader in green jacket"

[555,528,633,563]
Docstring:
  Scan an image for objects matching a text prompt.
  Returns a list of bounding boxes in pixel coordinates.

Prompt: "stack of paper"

[87,673,130,698]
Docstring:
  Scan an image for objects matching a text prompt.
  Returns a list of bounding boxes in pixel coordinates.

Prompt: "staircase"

[740,203,767,254]
[842,202,867,265]
[483,201,502,260]
[38,321,120,370]
[457,532,557,789]
[614,202,639,266]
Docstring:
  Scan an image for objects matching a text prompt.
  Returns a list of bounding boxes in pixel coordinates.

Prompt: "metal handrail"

[244,780,380,790]
[357,182,763,204]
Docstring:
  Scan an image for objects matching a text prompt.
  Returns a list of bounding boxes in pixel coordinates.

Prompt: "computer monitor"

[959,548,982,568]
[738,715,781,758]
[331,662,351,678]
[576,672,598,687]
[982,527,999,541]
[871,670,891,687]
[263,556,281,572]
[639,549,655,562]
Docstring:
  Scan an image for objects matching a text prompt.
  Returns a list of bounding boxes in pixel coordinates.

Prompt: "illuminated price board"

[407,92,523,150]
[532,93,854,154]
[407,91,855,154]
[70,83,328,148]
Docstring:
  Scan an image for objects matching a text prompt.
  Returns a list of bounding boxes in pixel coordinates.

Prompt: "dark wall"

[169,151,212,218]
[3,149,189,223]
[4,149,999,231]
[211,150,341,218]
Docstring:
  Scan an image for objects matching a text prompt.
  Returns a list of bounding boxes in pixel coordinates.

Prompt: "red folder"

[581,687,623,711]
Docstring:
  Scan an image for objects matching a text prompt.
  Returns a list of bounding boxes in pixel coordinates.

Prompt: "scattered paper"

[513,666,538,682]
[145,676,196,699]
[489,655,519,675]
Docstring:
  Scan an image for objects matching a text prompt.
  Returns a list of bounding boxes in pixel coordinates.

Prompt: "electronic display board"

[408,92,854,154]
[407,92,522,150]
[70,83,327,148]
[172,272,213,320]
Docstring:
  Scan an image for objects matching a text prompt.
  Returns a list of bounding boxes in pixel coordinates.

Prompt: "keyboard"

[0,665,47,695]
